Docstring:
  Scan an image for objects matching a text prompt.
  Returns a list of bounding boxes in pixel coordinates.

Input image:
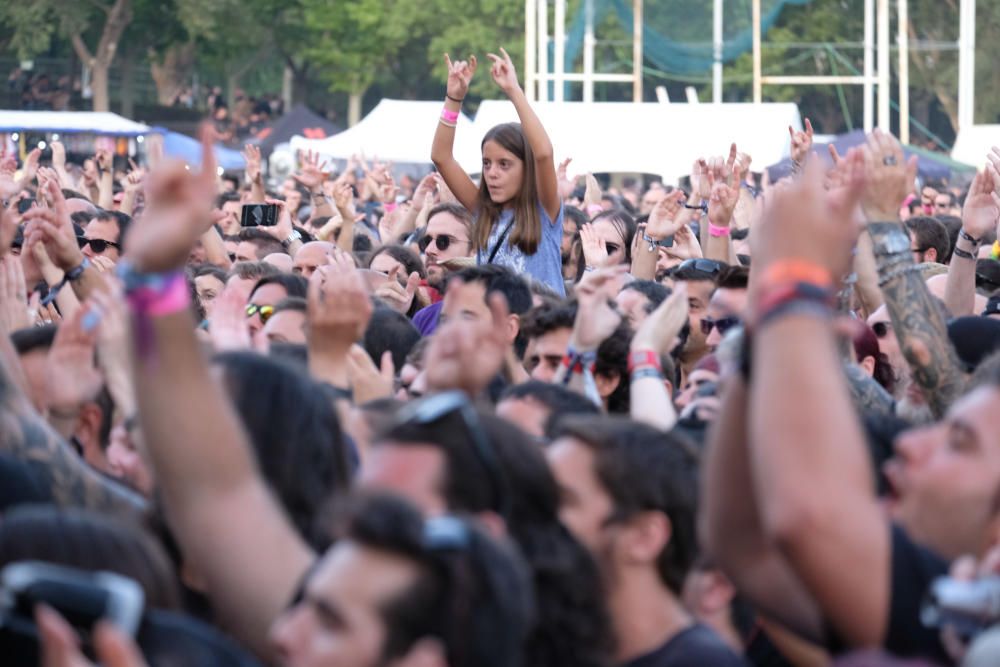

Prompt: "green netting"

[561,0,814,76]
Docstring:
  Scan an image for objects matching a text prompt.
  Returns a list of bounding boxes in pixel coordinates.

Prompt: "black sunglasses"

[700,316,739,336]
[676,258,724,277]
[393,391,511,520]
[419,234,460,253]
[872,321,892,338]
[79,237,121,253]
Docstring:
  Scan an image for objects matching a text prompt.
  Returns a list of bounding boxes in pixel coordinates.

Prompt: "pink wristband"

[441,108,459,124]
[126,272,191,317]
[384,202,398,213]
[708,223,731,238]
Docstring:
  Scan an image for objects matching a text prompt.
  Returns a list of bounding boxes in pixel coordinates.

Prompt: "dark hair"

[563,205,586,229]
[10,324,57,355]
[853,324,896,394]
[368,244,427,280]
[499,381,601,438]
[936,215,963,264]
[372,413,613,667]
[906,216,950,263]
[716,265,750,290]
[273,296,307,315]
[596,322,633,414]
[453,264,533,316]
[62,189,92,203]
[229,260,280,282]
[551,416,700,594]
[93,209,131,241]
[250,273,309,301]
[353,234,373,255]
[216,191,241,207]
[193,264,228,284]
[521,303,576,340]
[0,506,181,610]
[619,280,669,314]
[364,306,421,372]
[427,202,474,234]
[238,227,285,258]
[474,123,542,255]
[215,352,353,548]
[338,493,535,667]
[70,211,93,228]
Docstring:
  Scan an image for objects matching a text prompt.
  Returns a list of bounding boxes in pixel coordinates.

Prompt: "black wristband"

[446,94,464,104]
[952,246,976,260]
[959,229,983,246]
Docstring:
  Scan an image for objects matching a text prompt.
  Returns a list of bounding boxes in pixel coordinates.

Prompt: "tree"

[0,0,134,111]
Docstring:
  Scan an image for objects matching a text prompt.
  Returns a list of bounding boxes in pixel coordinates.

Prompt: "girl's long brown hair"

[473,123,542,256]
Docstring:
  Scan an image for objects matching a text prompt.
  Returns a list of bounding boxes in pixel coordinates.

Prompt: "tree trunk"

[282,65,294,112]
[150,42,196,106]
[91,64,110,112]
[120,54,135,118]
[348,90,364,126]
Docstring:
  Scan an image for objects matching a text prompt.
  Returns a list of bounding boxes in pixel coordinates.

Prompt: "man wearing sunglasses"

[670,259,723,381]
[700,266,748,354]
[246,274,308,338]
[421,203,474,289]
[80,210,130,262]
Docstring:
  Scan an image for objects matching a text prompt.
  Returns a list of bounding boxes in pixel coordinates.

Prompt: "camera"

[0,561,144,663]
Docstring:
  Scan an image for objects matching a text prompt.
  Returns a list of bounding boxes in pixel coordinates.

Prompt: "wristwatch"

[282,230,303,248]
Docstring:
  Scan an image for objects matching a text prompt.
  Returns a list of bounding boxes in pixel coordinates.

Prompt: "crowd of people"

[0,45,999,667]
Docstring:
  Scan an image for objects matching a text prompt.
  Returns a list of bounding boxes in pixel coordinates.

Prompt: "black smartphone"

[0,561,145,662]
[240,203,279,227]
[17,198,35,214]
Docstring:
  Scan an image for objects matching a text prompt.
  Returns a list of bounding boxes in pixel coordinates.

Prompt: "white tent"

[470,101,802,182]
[0,111,153,136]
[290,100,479,171]
[951,125,1000,168]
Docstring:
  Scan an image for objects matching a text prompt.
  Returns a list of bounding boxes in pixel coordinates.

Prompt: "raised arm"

[488,47,559,220]
[243,144,266,204]
[124,130,312,658]
[749,149,890,648]
[631,191,688,280]
[431,55,479,211]
[704,146,741,263]
[628,284,686,431]
[863,131,965,419]
[945,167,999,317]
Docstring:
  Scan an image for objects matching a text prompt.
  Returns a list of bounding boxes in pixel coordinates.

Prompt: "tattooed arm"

[0,334,144,515]
[868,222,965,418]
[843,363,895,417]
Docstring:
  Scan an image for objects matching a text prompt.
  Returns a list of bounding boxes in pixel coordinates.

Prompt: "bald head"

[66,198,98,217]
[263,253,294,272]
[293,241,336,279]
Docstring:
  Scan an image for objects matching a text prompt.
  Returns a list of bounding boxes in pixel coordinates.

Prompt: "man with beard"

[411,203,476,335]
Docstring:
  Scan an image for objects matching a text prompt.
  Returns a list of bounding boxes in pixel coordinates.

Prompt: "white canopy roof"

[951,125,1000,168]
[470,101,802,182]
[290,100,479,170]
[0,111,154,136]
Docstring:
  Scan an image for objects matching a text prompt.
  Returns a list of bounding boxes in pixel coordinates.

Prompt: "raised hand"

[707,151,740,229]
[0,195,19,257]
[579,223,609,269]
[691,158,712,202]
[208,287,252,351]
[570,266,626,352]
[373,265,420,314]
[260,198,294,241]
[45,306,103,414]
[753,151,865,285]
[444,53,478,101]
[50,141,67,172]
[37,603,150,667]
[346,345,394,404]
[789,118,815,165]
[0,149,19,198]
[332,180,356,220]
[557,157,575,200]
[243,144,263,185]
[487,47,520,95]
[858,128,918,222]
[22,179,85,272]
[95,148,112,174]
[631,282,689,354]
[294,150,328,192]
[961,166,1000,241]
[646,190,687,240]
[0,255,30,334]
[411,173,437,210]
[20,148,41,187]
[308,265,372,356]
[583,173,602,211]
[126,124,219,273]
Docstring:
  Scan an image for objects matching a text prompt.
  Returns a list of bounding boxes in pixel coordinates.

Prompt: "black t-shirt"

[622,624,748,667]
[884,523,949,663]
